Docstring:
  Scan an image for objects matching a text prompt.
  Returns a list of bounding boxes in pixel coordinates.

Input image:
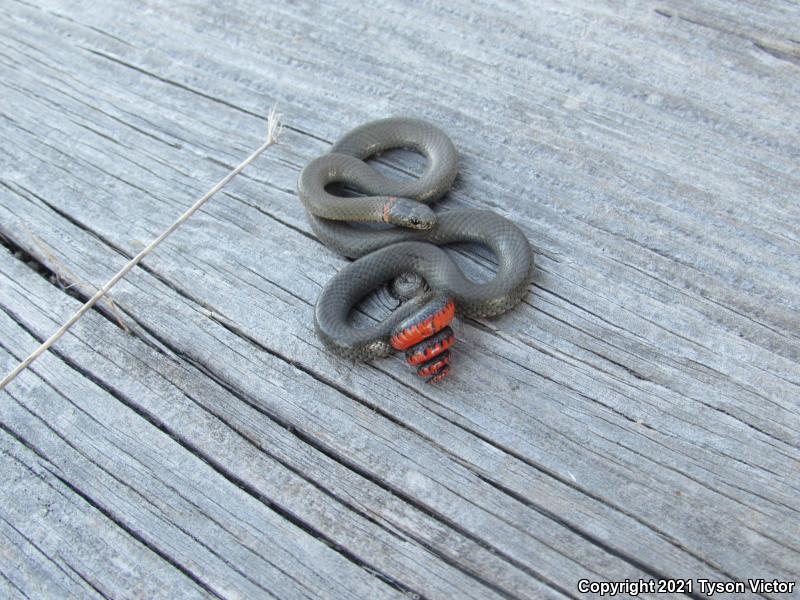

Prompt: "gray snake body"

[298,117,533,381]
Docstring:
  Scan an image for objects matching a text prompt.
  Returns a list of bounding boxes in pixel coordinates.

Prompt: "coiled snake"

[298,117,533,383]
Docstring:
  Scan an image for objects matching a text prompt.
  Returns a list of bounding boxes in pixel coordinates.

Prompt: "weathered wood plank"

[0,258,410,600]
[0,244,561,598]
[0,0,798,597]
[0,425,211,600]
[0,219,617,597]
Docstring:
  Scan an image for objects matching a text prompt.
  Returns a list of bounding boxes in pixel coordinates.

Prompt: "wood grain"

[0,0,798,597]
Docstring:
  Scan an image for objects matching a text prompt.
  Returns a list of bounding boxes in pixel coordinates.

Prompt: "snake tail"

[391,296,456,383]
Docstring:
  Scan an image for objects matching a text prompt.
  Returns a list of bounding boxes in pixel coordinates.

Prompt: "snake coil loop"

[298,117,533,383]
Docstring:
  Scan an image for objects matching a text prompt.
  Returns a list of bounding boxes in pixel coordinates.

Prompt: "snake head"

[383,197,437,230]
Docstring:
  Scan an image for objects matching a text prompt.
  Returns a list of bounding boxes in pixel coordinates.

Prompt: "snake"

[297,117,533,382]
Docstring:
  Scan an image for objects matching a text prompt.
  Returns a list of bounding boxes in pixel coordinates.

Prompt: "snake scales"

[297,117,533,382]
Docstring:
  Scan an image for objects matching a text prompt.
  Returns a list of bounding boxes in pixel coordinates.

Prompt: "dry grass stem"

[0,107,282,391]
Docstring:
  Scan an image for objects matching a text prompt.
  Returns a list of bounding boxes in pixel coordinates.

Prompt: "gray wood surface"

[0,0,798,598]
